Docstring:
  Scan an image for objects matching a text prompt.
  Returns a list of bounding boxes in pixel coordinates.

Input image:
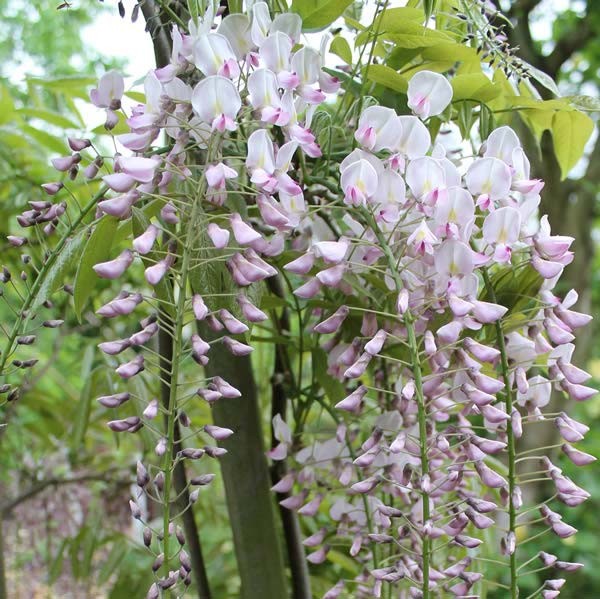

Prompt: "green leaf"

[451,73,500,102]
[28,75,96,100]
[457,101,476,139]
[523,63,560,97]
[361,6,425,42]
[18,108,79,130]
[48,539,69,583]
[551,110,594,178]
[480,263,543,317]
[0,84,15,126]
[364,64,408,93]
[187,0,199,22]
[292,0,354,31]
[312,348,346,404]
[424,0,438,22]
[330,36,352,64]
[70,359,99,456]
[361,20,454,48]
[73,216,120,320]
[567,95,600,112]
[22,125,66,155]
[479,103,495,140]
[125,91,146,103]
[422,42,478,63]
[32,230,87,312]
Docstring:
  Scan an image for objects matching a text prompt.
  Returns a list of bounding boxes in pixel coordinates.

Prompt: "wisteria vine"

[1,1,595,598]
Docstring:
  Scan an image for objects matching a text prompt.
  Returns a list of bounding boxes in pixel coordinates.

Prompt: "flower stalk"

[362,206,431,597]
[483,268,518,599]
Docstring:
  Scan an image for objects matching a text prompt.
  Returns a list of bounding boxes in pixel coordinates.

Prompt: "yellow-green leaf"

[451,73,500,103]
[0,84,15,126]
[567,95,600,112]
[364,64,408,93]
[330,36,352,64]
[379,21,455,49]
[125,91,146,103]
[422,42,478,63]
[292,0,354,31]
[18,108,79,130]
[551,110,594,179]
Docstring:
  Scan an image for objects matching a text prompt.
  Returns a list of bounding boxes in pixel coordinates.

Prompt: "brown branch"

[1,472,128,516]
[507,0,543,17]
[139,0,172,68]
[267,277,312,599]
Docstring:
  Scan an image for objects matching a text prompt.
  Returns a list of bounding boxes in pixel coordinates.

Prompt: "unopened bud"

[152,553,164,572]
[146,583,159,599]
[190,474,215,486]
[180,549,191,572]
[129,500,142,520]
[143,528,152,547]
[136,461,149,487]
[176,527,185,546]
[153,472,165,492]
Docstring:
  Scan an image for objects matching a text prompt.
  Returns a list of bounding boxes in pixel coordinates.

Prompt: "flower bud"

[93,249,134,279]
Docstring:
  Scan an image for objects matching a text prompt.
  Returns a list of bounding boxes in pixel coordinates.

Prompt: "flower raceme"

[267,85,591,598]
[5,0,594,596]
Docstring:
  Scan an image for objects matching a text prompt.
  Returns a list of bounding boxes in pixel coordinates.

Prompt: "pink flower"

[90,71,124,108]
[407,70,453,119]
[93,249,134,279]
[191,75,241,132]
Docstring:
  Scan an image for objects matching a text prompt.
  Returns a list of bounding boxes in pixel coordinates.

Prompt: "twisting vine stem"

[482,268,518,599]
[360,207,431,598]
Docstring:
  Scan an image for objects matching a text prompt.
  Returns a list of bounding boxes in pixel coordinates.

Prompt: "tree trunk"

[202,339,288,599]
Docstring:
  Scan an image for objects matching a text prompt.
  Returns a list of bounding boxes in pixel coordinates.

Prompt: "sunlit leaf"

[364,64,408,93]
[551,109,594,178]
[291,0,354,31]
[330,36,352,64]
[451,73,500,102]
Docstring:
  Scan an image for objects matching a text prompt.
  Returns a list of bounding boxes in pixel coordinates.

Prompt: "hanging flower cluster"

[6,2,341,595]
[266,72,594,597]
[3,2,595,598]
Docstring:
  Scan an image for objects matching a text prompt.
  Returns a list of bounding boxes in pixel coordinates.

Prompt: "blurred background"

[0,0,598,596]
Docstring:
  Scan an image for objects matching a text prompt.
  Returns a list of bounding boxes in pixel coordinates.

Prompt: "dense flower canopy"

[3,1,595,598]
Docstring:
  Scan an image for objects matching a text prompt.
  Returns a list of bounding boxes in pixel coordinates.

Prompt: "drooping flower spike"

[7,5,593,598]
